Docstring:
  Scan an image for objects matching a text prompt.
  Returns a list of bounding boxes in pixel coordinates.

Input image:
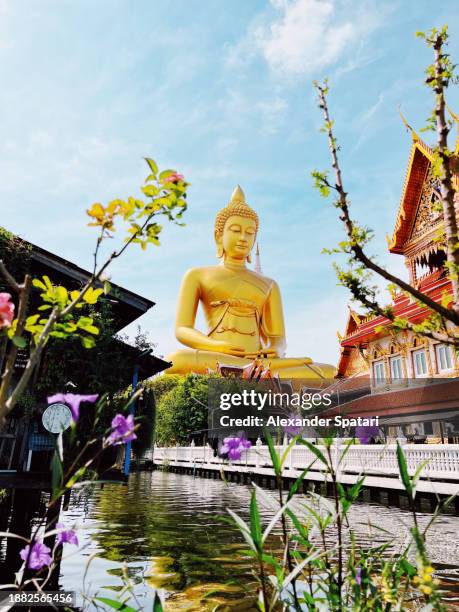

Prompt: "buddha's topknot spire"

[230,185,246,205]
[215,185,259,234]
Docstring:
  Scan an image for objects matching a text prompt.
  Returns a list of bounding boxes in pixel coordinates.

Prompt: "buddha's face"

[216,215,257,260]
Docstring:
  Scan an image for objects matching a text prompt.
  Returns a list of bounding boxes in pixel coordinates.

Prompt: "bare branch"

[0,276,32,426]
[0,260,22,293]
[432,33,459,315]
[3,306,60,421]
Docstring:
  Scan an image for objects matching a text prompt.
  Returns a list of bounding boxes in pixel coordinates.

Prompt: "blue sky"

[1,0,458,365]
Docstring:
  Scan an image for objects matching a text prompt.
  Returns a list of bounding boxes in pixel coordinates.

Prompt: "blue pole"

[124,364,139,477]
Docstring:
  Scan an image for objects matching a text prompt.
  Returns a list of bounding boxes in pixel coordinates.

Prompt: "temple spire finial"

[446,104,459,154]
[254,242,262,273]
[398,107,420,143]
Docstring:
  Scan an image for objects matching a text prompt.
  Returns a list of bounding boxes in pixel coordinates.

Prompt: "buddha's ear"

[214,230,224,259]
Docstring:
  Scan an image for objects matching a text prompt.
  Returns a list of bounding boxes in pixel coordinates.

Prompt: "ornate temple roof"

[339,123,459,354]
[388,138,433,254]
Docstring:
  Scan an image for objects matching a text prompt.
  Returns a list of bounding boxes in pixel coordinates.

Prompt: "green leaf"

[297,438,329,467]
[83,287,103,305]
[56,285,68,303]
[12,336,27,348]
[227,508,256,553]
[81,335,96,349]
[264,429,281,476]
[51,452,63,492]
[249,489,263,550]
[142,184,159,197]
[396,442,413,500]
[152,591,163,612]
[103,280,111,295]
[32,278,46,290]
[287,461,317,501]
[94,597,137,612]
[145,157,158,177]
[43,275,53,291]
[400,559,417,578]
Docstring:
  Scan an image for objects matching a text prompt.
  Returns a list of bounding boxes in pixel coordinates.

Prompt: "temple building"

[335,131,459,442]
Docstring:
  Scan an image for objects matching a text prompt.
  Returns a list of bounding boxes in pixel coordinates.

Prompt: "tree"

[0,161,188,427]
[153,373,210,445]
[312,26,459,347]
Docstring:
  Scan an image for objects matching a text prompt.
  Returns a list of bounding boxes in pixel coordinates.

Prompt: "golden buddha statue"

[166,186,335,380]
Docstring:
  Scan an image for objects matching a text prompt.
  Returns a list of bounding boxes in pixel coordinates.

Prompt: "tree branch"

[3,306,60,421]
[0,260,22,293]
[432,34,459,315]
[315,83,459,327]
[0,275,32,427]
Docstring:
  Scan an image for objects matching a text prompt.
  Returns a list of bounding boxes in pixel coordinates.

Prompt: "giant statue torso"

[196,264,279,355]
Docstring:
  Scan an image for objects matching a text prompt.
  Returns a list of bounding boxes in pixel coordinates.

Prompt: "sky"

[1,0,458,366]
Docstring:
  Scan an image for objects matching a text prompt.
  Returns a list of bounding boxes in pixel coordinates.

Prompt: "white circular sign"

[42,403,72,434]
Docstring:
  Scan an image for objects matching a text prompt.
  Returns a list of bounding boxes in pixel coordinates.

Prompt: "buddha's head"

[214,186,259,263]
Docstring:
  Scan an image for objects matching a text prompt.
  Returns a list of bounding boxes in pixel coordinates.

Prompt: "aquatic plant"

[228,432,451,611]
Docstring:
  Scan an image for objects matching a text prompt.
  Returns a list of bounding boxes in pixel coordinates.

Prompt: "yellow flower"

[423,573,432,582]
[421,585,432,596]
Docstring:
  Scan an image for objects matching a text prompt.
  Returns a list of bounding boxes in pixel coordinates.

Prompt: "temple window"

[372,360,386,385]
[390,355,403,381]
[435,343,453,372]
[413,349,428,377]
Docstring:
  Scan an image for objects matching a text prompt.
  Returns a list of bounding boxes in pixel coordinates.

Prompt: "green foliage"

[229,438,446,611]
[153,373,211,445]
[311,170,331,197]
[86,158,188,250]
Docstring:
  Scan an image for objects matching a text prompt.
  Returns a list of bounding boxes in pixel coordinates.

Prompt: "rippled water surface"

[57,471,459,610]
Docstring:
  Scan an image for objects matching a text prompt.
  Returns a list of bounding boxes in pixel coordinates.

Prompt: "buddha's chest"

[200,270,271,311]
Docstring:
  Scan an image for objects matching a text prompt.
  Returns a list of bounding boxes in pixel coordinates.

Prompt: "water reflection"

[58,471,459,610]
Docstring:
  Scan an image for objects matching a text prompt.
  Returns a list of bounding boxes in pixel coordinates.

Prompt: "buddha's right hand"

[207,339,247,356]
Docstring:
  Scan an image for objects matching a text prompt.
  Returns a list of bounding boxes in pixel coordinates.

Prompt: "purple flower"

[220,436,252,461]
[47,393,99,422]
[356,567,362,586]
[283,413,303,438]
[56,523,79,546]
[106,413,137,446]
[19,541,52,570]
[355,425,380,445]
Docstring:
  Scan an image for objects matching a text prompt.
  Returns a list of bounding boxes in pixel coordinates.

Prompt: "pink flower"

[19,541,52,570]
[106,413,137,446]
[0,293,14,328]
[162,172,184,184]
[56,523,79,546]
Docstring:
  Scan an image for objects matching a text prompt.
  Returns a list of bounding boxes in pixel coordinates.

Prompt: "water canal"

[53,471,459,610]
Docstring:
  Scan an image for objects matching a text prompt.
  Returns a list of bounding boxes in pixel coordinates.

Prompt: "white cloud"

[256,0,354,75]
[226,0,385,78]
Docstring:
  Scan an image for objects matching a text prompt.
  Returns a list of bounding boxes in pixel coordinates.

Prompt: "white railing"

[148,443,459,481]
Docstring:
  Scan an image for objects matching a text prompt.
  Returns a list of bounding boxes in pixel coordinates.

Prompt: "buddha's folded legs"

[165,349,336,379]
[166,348,249,374]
